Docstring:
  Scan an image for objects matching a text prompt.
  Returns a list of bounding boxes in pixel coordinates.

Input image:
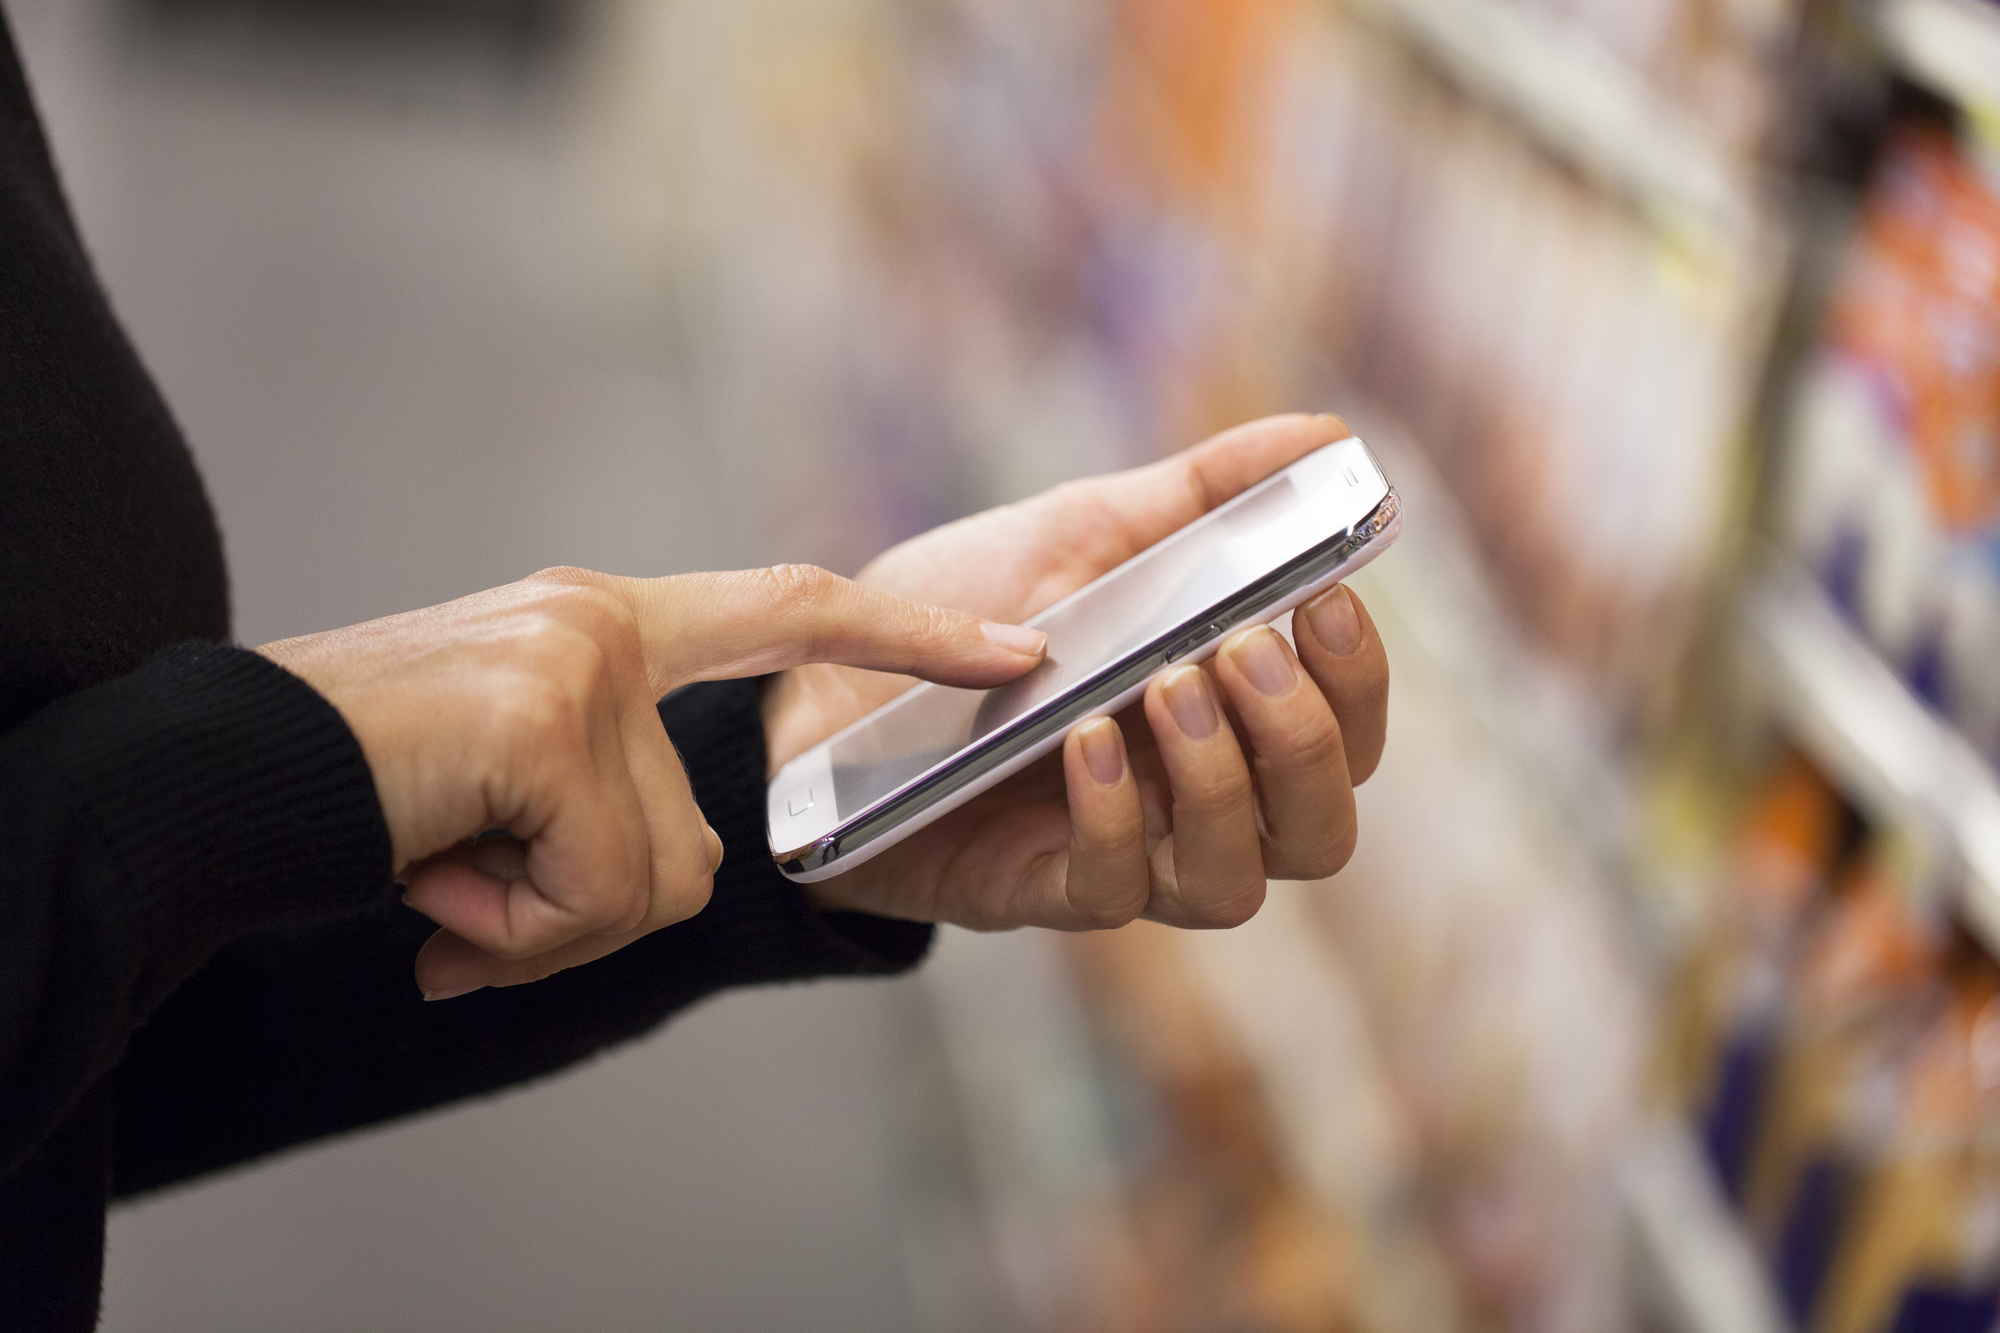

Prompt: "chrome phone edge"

[773,485,1402,878]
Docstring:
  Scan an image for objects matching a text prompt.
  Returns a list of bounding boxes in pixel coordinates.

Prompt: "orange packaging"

[1801,127,2000,755]
[1742,851,1946,1328]
[1064,926,1359,1333]
[1670,753,1854,1200]
[1826,130,2000,538]
[1816,948,2000,1333]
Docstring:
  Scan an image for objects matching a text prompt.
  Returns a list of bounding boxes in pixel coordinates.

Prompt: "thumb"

[536,564,1047,695]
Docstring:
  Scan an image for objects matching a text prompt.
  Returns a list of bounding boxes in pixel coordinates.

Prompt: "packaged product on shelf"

[1817,942,2000,1333]
[896,927,1136,1333]
[576,0,1781,713]
[1662,750,1862,1204]
[1782,126,2000,759]
[1651,659,2000,1333]
[911,919,1416,1333]
[1311,608,1645,1333]
[1739,848,1946,1328]
[1938,530,2000,767]
[1652,0,1797,162]
[1321,22,1774,703]
[918,536,1651,1331]
[1063,924,1363,1333]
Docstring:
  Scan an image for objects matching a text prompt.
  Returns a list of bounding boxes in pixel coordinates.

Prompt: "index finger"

[545,563,1050,696]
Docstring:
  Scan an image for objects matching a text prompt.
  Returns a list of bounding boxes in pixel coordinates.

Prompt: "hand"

[763,413,1391,931]
[259,565,1049,997]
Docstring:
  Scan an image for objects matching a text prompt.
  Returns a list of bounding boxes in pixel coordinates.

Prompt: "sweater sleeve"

[0,641,395,1181]
[108,675,935,1198]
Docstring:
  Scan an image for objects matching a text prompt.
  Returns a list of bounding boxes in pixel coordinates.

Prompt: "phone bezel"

[772,484,1400,879]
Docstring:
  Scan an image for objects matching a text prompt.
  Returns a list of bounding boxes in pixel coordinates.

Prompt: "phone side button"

[1171,625,1227,661]
[786,787,815,817]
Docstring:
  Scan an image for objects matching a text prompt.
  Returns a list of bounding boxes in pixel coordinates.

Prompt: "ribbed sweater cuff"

[43,641,394,958]
[659,678,934,980]
[0,642,394,1169]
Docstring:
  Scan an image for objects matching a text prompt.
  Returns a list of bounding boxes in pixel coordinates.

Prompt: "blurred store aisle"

[6,0,778,644]
[6,0,921,1328]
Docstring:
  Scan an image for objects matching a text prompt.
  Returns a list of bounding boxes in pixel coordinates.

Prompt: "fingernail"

[1305,585,1362,655]
[981,621,1048,658]
[703,823,725,873]
[1162,667,1218,740]
[1226,625,1296,697]
[423,983,485,1002]
[1079,717,1125,785]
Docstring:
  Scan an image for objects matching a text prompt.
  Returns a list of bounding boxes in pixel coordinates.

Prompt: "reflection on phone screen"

[828,475,1305,815]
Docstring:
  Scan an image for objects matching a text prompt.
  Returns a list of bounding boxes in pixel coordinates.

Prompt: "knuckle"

[1288,840,1352,880]
[1179,766,1255,818]
[640,832,720,924]
[527,564,596,587]
[916,601,966,648]
[545,582,635,652]
[1344,674,1391,722]
[486,939,543,962]
[1057,837,1148,930]
[1100,818,1151,859]
[497,668,582,743]
[1072,890,1144,932]
[763,564,845,655]
[578,584,640,652]
[647,839,717,926]
[766,562,838,608]
[1187,882,1266,929]
[608,878,651,935]
[487,916,566,960]
[672,872,715,920]
[1076,803,1147,860]
[1269,715,1346,773]
[524,571,626,645]
[516,613,617,705]
[569,879,634,936]
[1278,827,1356,882]
[1321,821,1359,874]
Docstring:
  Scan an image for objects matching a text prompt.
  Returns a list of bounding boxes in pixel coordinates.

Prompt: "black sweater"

[0,13,930,1327]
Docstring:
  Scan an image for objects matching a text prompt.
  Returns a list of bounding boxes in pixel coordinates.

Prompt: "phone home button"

[786,787,815,818]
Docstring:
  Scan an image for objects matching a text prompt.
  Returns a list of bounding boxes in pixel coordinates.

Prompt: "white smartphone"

[767,436,1402,882]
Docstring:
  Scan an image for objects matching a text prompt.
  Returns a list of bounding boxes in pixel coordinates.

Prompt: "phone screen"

[813,443,1386,822]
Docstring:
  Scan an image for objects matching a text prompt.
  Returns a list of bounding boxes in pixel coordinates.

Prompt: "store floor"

[8,1,923,1327]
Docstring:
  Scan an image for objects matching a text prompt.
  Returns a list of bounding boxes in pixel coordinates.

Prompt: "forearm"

[0,643,392,1179]
[110,678,933,1198]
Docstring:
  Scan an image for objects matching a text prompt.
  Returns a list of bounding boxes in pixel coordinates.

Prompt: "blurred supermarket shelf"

[1363,428,1795,1333]
[1740,561,2000,955]
[1880,0,2000,121]
[1346,0,1758,252]
[1356,430,1637,872]
[1619,1124,1792,1333]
